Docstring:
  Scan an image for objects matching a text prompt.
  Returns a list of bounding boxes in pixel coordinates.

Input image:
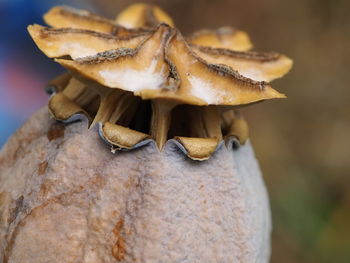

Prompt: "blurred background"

[0,0,349,261]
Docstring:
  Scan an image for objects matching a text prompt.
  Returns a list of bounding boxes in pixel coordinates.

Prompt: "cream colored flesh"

[165,32,286,105]
[56,24,171,96]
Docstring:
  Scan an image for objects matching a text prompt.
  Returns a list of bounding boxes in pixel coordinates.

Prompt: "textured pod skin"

[0,108,271,263]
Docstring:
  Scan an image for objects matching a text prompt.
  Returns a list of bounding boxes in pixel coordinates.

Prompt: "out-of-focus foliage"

[0,0,349,262]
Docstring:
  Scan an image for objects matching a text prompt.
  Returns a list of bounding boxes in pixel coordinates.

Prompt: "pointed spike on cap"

[191,45,293,82]
[116,3,174,28]
[28,24,150,59]
[188,27,253,51]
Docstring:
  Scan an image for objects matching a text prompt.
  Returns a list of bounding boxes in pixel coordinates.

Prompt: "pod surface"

[0,108,271,263]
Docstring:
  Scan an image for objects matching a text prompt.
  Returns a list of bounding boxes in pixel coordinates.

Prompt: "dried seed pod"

[0,109,271,263]
[0,3,293,263]
[28,4,292,155]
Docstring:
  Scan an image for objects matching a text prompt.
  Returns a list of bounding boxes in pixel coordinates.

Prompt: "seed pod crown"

[28,3,292,160]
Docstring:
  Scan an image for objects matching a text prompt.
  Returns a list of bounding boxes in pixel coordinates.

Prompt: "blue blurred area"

[0,0,94,146]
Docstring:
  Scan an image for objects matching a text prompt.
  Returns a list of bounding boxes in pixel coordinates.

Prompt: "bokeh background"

[0,0,349,262]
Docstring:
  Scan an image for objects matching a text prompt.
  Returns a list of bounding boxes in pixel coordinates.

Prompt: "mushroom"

[0,3,292,263]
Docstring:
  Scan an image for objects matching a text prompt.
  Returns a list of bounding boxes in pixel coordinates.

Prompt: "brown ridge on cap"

[162,29,285,105]
[44,5,152,36]
[32,26,151,40]
[192,45,281,62]
[44,6,118,34]
[191,45,293,82]
[55,23,172,95]
[56,6,112,24]
[75,48,136,64]
[28,24,151,60]
[188,27,253,51]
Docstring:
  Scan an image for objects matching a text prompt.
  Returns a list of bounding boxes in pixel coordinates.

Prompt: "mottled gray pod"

[0,108,271,263]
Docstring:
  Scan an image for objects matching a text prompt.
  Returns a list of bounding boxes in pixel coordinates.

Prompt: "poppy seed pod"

[0,4,292,263]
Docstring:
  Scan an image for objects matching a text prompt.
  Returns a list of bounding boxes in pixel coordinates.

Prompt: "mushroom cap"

[29,6,292,106]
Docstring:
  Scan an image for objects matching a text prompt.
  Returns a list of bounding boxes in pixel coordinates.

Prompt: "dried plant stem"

[189,106,222,139]
[109,93,139,125]
[62,78,85,100]
[221,110,248,145]
[202,106,223,140]
[91,90,123,127]
[150,100,176,150]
